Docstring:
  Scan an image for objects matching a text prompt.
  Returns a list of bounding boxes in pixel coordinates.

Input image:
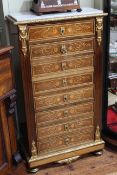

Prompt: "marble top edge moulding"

[7,7,108,25]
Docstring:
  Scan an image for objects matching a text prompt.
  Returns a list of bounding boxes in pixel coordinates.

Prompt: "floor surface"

[15,146,117,175]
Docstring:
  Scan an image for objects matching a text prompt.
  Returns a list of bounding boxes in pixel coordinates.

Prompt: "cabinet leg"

[93,150,103,156]
[27,168,39,173]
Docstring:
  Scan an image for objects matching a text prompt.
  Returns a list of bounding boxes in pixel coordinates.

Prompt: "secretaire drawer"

[28,19,95,42]
[35,102,94,124]
[33,72,93,94]
[34,86,94,111]
[37,117,93,139]
[37,126,94,154]
[31,54,94,76]
[30,38,94,60]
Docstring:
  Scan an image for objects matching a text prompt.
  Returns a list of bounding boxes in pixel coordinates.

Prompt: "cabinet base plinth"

[28,141,104,168]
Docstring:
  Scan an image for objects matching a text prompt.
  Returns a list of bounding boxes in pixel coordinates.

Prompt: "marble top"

[7,7,107,25]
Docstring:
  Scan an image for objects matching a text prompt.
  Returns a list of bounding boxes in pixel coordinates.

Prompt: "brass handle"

[64,95,68,102]
[60,27,65,35]
[65,138,69,145]
[61,45,67,54]
[61,62,67,70]
[64,124,69,131]
[63,79,67,86]
[64,110,69,117]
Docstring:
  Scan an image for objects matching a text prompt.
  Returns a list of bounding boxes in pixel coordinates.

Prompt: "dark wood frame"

[102,0,117,145]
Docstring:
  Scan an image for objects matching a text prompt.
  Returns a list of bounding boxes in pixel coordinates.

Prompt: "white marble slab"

[7,7,106,24]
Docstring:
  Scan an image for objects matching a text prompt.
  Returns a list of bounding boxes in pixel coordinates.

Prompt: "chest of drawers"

[7,8,107,168]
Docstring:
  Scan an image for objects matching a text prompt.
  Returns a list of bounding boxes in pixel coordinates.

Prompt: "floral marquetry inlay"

[35,102,94,124]
[34,86,94,111]
[33,73,93,93]
[31,55,93,76]
[29,20,94,42]
[30,39,94,59]
[37,127,94,154]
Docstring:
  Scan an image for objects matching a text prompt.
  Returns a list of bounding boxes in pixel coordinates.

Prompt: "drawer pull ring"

[61,62,67,70]
[64,95,68,102]
[60,27,65,35]
[65,138,69,145]
[63,79,67,86]
[61,45,67,54]
[64,110,69,117]
[64,124,69,131]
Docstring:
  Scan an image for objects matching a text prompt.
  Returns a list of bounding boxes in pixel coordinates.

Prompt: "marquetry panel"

[35,102,94,124]
[37,126,94,154]
[33,72,93,94]
[30,38,94,59]
[31,55,94,76]
[37,117,93,139]
[0,57,12,97]
[34,86,94,111]
[28,19,95,42]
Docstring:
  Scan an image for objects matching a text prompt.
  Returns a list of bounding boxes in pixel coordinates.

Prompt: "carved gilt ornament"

[30,140,38,161]
[96,17,103,46]
[18,25,28,57]
[95,125,101,142]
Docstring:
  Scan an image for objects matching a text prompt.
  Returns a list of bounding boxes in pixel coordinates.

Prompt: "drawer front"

[0,57,12,96]
[28,19,95,42]
[33,72,93,94]
[31,55,94,76]
[35,102,94,124]
[37,127,94,154]
[34,86,94,111]
[30,38,94,60]
[37,117,93,139]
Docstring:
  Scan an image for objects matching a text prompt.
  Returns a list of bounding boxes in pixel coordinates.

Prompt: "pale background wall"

[2,0,95,16]
[94,0,103,9]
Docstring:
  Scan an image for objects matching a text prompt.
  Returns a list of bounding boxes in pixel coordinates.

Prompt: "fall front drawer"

[35,102,94,124]
[30,38,94,60]
[37,126,94,154]
[28,19,95,42]
[31,54,94,76]
[33,71,93,94]
[37,117,93,139]
[34,86,94,111]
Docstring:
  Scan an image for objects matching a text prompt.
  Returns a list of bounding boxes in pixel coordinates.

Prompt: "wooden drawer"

[28,19,95,42]
[34,86,94,111]
[35,102,94,124]
[30,38,94,60]
[31,55,94,76]
[33,72,93,94]
[0,57,12,96]
[37,126,94,154]
[37,117,93,139]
